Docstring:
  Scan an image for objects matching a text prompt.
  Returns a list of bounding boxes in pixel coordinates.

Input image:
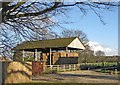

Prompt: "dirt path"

[32,70,119,83]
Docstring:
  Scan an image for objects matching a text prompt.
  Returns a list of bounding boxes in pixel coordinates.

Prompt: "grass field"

[96,69,120,74]
[80,62,120,74]
[80,62,118,67]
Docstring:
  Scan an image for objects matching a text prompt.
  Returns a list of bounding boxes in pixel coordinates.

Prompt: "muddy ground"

[32,70,119,83]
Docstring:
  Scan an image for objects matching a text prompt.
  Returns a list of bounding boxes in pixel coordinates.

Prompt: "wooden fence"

[44,64,80,72]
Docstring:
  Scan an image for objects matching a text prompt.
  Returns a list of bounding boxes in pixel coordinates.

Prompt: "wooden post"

[35,49,37,61]
[22,50,25,61]
[69,65,71,71]
[63,65,65,72]
[115,69,117,74]
[74,64,75,70]
[66,47,68,57]
[77,64,80,70]
[57,65,59,71]
[50,48,52,68]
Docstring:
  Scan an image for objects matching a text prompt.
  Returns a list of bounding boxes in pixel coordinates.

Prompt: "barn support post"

[35,49,38,61]
[22,50,25,61]
[50,48,52,68]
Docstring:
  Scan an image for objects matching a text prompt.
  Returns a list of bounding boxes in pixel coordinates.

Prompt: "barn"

[13,37,85,66]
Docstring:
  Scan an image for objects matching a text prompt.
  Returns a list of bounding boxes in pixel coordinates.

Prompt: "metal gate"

[32,61,43,76]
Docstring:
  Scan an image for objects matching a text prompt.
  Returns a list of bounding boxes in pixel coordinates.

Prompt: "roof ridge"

[24,37,77,42]
[13,37,85,50]
[42,37,76,40]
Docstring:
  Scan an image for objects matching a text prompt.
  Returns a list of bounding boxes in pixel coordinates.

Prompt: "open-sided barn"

[13,37,85,66]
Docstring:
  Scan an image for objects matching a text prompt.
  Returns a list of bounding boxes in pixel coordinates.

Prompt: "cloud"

[89,41,118,56]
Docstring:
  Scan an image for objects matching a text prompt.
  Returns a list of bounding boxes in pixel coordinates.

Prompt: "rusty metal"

[32,61,43,76]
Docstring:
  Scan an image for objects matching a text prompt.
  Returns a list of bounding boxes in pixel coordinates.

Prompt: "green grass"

[80,62,118,67]
[95,69,120,74]
[24,57,35,61]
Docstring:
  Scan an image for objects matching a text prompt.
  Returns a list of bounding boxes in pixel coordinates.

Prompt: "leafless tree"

[95,50,105,56]
[0,1,118,59]
[95,50,106,66]
[33,28,60,40]
[61,29,89,47]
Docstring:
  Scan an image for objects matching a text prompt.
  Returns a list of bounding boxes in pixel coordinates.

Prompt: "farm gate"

[32,61,43,76]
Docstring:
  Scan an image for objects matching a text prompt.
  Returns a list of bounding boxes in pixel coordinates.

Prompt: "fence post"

[0,62,2,84]
[78,64,80,70]
[74,64,75,70]
[57,65,59,71]
[115,69,117,74]
[63,65,65,72]
[69,65,71,71]
[50,65,52,71]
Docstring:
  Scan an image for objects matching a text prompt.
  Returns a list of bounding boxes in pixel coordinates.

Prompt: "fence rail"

[44,64,80,72]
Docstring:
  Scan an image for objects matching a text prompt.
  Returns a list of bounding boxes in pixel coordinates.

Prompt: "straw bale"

[7,62,32,76]
[68,52,78,57]
[52,55,59,65]
[42,53,47,65]
[5,61,32,83]
[5,72,31,83]
[59,51,66,57]
[43,54,47,60]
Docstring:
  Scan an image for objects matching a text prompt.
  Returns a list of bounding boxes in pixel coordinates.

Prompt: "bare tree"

[61,29,88,46]
[95,50,106,66]
[0,1,118,59]
[33,28,59,40]
[95,50,105,56]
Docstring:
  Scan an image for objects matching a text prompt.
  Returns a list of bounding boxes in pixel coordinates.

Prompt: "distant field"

[80,62,120,74]
[80,62,118,67]
[80,62,119,71]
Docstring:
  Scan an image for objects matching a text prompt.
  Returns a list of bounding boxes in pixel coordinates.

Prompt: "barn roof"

[13,37,85,51]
